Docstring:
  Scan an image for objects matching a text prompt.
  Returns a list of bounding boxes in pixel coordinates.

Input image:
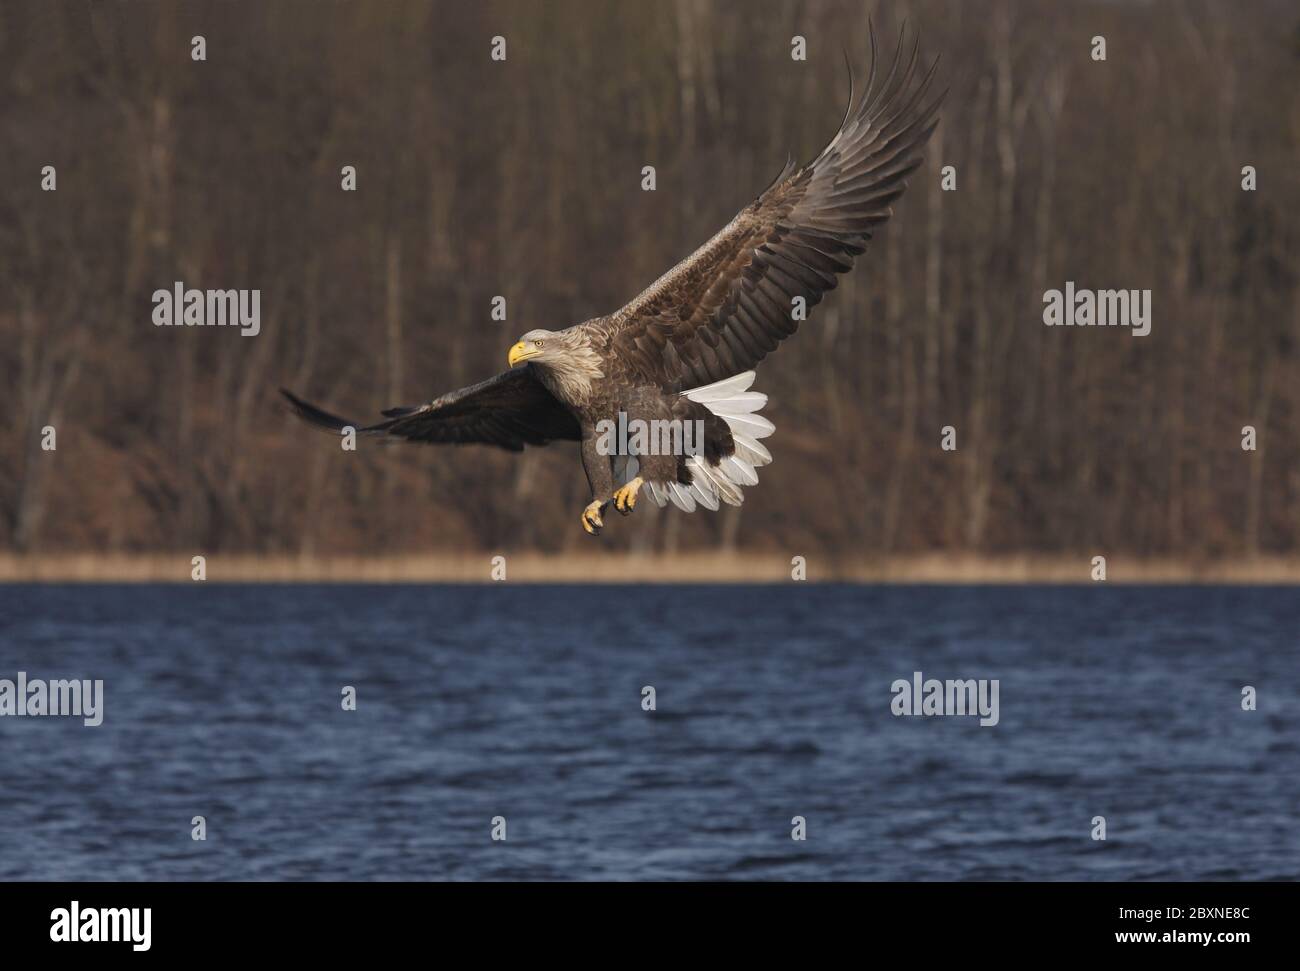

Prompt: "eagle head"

[507,329,561,368]
[507,327,604,403]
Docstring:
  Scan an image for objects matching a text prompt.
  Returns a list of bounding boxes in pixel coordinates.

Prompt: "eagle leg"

[579,429,616,535]
[581,500,607,535]
[613,477,644,516]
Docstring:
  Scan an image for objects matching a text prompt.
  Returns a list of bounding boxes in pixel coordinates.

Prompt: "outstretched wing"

[599,27,944,391]
[281,364,581,452]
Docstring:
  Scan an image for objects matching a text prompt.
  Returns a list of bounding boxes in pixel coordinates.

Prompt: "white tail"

[642,371,775,512]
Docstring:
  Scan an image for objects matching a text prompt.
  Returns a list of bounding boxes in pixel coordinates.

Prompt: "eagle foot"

[613,477,644,516]
[581,500,607,535]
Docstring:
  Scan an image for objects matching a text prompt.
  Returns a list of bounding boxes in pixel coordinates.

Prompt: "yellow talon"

[613,477,644,516]
[582,500,605,535]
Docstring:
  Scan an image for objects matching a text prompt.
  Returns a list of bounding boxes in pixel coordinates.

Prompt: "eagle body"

[282,27,943,534]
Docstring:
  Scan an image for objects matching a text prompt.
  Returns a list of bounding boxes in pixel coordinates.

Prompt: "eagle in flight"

[283,28,942,535]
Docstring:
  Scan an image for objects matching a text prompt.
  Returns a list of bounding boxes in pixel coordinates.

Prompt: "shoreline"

[3,552,1300,584]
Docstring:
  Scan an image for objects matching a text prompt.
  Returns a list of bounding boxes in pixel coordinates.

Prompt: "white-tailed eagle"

[283,28,943,534]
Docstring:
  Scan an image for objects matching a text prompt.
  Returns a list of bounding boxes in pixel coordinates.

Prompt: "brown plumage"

[282,26,943,534]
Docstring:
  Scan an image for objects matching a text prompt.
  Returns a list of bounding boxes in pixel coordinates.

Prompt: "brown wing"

[280,364,581,452]
[600,27,944,391]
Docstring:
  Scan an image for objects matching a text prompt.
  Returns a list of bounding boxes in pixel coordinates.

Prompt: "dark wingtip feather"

[280,388,355,433]
[380,404,423,418]
[756,152,798,200]
[841,46,855,118]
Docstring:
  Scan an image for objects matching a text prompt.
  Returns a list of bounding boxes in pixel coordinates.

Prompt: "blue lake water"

[0,584,1296,881]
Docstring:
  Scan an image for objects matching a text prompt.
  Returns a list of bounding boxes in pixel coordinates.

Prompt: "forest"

[1,0,1297,564]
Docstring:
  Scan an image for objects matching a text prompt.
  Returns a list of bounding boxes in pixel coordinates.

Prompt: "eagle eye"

[534,339,544,348]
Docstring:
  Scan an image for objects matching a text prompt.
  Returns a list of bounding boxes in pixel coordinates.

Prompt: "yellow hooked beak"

[508,341,541,368]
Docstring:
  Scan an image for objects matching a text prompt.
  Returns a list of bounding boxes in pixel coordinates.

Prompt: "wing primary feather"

[280,388,356,432]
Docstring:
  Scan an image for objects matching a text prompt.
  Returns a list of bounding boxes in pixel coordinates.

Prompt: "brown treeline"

[1,0,1297,567]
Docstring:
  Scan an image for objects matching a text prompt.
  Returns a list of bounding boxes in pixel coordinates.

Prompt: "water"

[0,584,1296,881]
